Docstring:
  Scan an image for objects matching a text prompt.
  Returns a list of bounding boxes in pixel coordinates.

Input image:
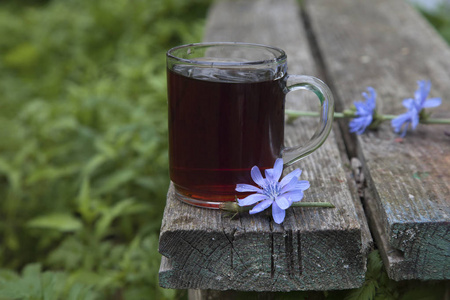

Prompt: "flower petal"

[349,87,377,135]
[354,101,367,115]
[365,87,377,110]
[400,122,410,137]
[391,112,411,133]
[272,202,286,224]
[402,98,414,109]
[251,166,265,187]
[280,177,299,194]
[423,97,441,108]
[391,113,409,127]
[249,199,273,214]
[275,196,290,210]
[411,108,419,130]
[349,118,364,133]
[282,190,304,203]
[279,168,301,188]
[272,158,284,182]
[237,193,268,206]
[349,115,372,135]
[415,80,431,105]
[236,184,263,193]
[295,180,310,191]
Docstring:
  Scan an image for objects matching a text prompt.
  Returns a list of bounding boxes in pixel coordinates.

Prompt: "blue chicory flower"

[391,80,441,137]
[349,87,377,135]
[235,158,310,224]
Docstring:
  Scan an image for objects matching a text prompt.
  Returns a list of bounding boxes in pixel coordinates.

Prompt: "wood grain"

[159,0,371,291]
[305,0,450,280]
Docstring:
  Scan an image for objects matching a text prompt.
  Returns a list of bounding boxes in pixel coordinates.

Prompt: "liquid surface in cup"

[168,65,285,205]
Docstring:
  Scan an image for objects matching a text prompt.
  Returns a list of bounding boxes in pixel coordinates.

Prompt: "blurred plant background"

[0,0,449,299]
[411,0,450,43]
[0,0,210,299]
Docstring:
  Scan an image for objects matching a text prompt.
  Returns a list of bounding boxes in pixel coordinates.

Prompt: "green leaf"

[47,237,85,271]
[66,283,99,300]
[82,155,108,177]
[366,250,383,277]
[3,43,40,69]
[27,213,83,232]
[0,264,41,299]
[26,164,80,185]
[41,272,66,300]
[95,198,151,239]
[344,282,376,300]
[77,178,99,223]
[0,270,20,282]
[94,169,136,195]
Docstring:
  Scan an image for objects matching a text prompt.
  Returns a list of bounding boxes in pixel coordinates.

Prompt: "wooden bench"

[159,0,450,296]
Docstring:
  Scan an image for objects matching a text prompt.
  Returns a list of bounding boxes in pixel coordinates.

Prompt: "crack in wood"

[270,221,275,279]
[179,236,238,282]
[178,236,209,271]
[297,231,303,276]
[284,230,295,278]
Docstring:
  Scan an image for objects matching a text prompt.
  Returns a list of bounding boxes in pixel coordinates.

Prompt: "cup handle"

[282,75,335,167]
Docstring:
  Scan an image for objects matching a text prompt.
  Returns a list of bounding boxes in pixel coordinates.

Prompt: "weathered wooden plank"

[305,0,450,280]
[159,0,372,292]
[187,289,324,300]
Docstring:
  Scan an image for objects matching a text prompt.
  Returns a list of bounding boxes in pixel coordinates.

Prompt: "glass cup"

[167,42,334,209]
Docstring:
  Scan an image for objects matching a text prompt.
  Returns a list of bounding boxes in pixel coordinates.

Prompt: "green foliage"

[0,0,210,299]
[418,4,450,44]
[340,250,447,300]
[0,264,99,300]
[343,250,395,300]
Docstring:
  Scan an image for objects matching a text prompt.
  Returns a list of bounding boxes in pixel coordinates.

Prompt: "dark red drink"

[168,66,285,207]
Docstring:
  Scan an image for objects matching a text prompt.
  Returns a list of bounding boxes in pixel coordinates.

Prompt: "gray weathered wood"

[159,0,371,292]
[187,289,324,300]
[305,0,450,280]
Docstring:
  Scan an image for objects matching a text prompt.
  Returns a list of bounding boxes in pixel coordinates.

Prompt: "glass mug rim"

[166,42,287,67]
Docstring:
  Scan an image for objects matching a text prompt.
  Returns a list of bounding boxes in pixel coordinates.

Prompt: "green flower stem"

[285,109,450,125]
[420,118,450,124]
[285,109,345,118]
[378,114,396,120]
[220,201,335,214]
